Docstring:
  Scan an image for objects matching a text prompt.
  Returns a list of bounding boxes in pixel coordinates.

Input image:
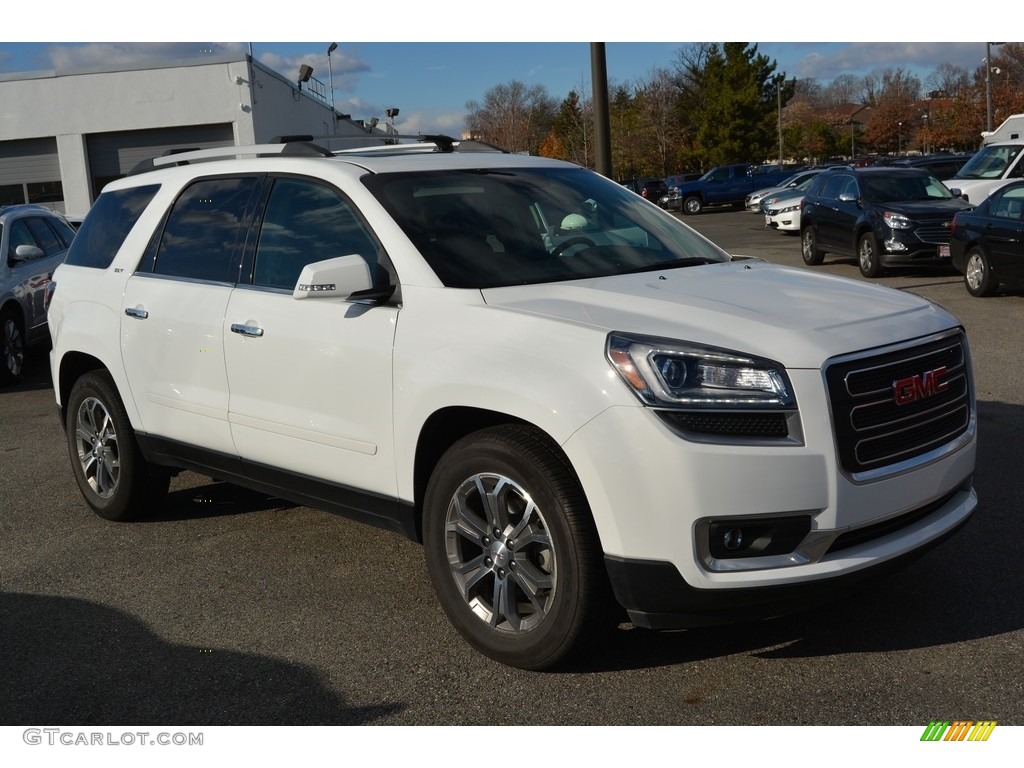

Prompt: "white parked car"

[47,139,977,670]
[745,169,822,211]
[762,189,806,233]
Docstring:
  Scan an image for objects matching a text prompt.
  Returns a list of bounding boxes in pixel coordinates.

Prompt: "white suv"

[48,139,978,669]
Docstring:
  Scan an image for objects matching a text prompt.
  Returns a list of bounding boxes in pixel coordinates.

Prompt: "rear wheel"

[964,246,997,297]
[423,425,611,670]
[801,227,823,265]
[858,232,883,278]
[1,308,25,386]
[66,371,169,521]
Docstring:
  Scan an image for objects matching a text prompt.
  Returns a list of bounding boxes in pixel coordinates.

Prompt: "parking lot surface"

[2,208,1022,726]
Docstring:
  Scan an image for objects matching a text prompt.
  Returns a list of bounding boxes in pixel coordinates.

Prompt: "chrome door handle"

[124,307,149,319]
[230,323,264,338]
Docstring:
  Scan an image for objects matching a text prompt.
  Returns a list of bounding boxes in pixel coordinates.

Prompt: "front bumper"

[604,482,974,628]
[562,373,977,627]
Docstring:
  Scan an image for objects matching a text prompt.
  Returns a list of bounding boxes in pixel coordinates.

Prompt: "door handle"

[230,323,264,338]
[124,307,149,319]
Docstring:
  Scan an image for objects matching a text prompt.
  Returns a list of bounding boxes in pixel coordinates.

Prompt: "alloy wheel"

[74,396,121,499]
[442,472,557,634]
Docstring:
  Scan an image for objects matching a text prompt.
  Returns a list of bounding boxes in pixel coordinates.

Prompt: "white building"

[0,51,377,216]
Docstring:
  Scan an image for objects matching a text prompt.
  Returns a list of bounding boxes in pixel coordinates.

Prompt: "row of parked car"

[712,143,1024,297]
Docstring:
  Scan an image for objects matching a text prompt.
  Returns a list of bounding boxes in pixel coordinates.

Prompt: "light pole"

[898,121,903,155]
[327,43,337,112]
[986,42,1005,133]
[774,74,785,168]
[386,107,400,137]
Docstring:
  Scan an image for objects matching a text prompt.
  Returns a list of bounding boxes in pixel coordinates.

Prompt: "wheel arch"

[56,351,108,427]
[412,407,586,543]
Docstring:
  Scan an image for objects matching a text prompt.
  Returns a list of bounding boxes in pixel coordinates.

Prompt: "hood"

[481,261,957,369]
[875,198,972,217]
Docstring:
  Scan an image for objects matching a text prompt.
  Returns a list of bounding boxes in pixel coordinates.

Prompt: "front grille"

[913,217,956,245]
[826,333,971,474]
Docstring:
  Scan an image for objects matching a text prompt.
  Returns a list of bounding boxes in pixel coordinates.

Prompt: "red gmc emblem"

[893,366,949,405]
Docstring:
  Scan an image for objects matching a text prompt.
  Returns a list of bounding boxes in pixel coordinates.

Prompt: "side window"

[154,177,259,283]
[820,175,846,200]
[8,220,38,264]
[993,186,1024,220]
[66,184,160,269]
[252,177,378,291]
[25,217,65,257]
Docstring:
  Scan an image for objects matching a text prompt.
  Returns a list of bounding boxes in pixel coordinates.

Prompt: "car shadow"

[0,592,403,724]
[565,398,1023,673]
[141,480,298,523]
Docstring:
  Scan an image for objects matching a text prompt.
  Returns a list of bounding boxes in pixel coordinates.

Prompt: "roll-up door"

[86,124,234,198]
[0,137,62,207]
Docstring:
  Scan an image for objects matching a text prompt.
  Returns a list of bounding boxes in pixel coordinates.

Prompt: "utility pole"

[591,43,612,178]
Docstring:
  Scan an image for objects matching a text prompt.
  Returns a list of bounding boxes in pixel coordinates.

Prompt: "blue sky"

[0,7,1009,135]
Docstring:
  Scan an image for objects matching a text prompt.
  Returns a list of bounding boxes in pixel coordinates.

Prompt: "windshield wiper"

[617,257,718,275]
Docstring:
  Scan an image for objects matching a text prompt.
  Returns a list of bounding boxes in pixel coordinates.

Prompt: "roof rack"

[127,134,508,176]
[127,141,334,175]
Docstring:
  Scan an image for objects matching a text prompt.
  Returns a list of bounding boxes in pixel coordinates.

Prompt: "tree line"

[464,43,1024,179]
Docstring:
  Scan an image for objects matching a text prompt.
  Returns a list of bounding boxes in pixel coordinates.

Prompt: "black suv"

[800,166,972,277]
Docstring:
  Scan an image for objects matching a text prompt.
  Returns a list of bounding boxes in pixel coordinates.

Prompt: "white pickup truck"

[946,113,1024,203]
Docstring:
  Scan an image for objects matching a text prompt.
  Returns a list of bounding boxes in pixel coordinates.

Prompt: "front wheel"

[1,308,25,386]
[682,196,703,215]
[423,425,610,670]
[858,232,884,278]
[964,247,997,297]
[801,227,823,265]
[66,371,169,521]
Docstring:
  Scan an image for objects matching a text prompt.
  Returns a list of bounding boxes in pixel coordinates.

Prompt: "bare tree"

[925,62,970,97]
[465,81,556,154]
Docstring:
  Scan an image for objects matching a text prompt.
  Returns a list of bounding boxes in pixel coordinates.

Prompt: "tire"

[66,371,169,521]
[423,425,610,670]
[801,227,823,265]
[964,246,997,297]
[1,307,25,386]
[682,196,703,215]
[858,232,884,278]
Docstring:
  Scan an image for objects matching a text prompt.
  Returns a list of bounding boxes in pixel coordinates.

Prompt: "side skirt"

[136,434,419,541]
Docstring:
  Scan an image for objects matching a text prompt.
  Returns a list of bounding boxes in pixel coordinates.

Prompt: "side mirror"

[949,188,963,199]
[293,254,375,301]
[12,244,45,263]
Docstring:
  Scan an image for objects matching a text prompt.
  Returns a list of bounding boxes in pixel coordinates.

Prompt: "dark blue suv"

[799,166,972,277]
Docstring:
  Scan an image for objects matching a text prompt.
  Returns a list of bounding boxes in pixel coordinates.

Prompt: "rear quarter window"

[65,185,160,269]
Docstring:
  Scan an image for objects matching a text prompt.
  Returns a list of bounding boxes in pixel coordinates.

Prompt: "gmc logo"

[893,367,949,405]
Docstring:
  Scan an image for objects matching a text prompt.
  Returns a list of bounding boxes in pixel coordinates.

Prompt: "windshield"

[860,173,953,203]
[954,145,1022,180]
[363,167,730,288]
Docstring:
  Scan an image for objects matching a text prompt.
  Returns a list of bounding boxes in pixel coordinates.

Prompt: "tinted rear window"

[65,185,160,269]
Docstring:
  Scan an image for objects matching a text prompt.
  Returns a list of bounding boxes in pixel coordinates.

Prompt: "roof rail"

[127,142,333,176]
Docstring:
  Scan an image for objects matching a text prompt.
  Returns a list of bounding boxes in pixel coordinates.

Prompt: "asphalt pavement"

[2,209,1022,728]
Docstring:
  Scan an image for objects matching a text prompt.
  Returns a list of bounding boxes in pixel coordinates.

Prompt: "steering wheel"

[550,236,597,258]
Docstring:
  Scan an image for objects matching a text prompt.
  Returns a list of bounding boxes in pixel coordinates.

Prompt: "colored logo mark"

[921,720,996,742]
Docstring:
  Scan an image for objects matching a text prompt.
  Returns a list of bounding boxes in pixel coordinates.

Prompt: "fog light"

[884,239,908,252]
[722,528,744,551]
[708,516,811,560]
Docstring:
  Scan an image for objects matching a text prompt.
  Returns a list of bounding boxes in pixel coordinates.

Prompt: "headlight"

[780,203,800,213]
[606,333,795,409]
[883,211,912,229]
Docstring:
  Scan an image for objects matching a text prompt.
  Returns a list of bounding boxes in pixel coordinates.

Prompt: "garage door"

[0,137,63,208]
[87,124,235,198]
